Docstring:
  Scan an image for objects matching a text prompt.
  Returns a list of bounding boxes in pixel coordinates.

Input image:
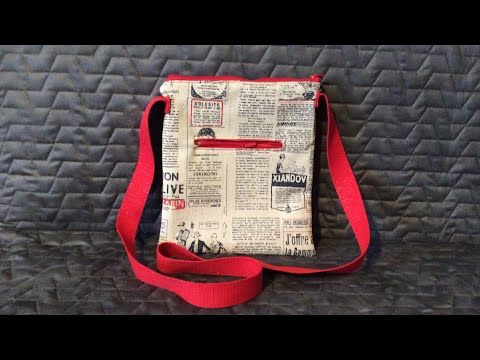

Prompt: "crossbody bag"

[116,74,370,308]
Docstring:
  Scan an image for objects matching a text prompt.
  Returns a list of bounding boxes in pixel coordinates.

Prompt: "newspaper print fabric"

[158,76,321,256]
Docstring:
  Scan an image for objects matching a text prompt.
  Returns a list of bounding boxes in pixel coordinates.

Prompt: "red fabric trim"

[116,89,370,308]
[166,74,323,83]
[163,96,171,114]
[314,89,322,107]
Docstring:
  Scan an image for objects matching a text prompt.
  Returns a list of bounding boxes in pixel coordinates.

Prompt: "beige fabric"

[158,78,320,257]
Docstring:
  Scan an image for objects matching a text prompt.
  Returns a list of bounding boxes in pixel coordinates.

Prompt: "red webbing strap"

[116,93,370,308]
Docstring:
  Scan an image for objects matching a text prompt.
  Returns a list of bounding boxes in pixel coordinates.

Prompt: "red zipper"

[166,74,323,83]
[194,138,283,149]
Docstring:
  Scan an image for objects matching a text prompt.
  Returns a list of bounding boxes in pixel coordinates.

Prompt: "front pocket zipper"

[194,138,283,149]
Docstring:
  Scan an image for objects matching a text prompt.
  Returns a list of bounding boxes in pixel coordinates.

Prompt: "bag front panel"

[158,77,320,257]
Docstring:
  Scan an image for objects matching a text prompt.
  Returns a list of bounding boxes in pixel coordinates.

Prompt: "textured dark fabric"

[1,45,480,314]
[2,228,479,314]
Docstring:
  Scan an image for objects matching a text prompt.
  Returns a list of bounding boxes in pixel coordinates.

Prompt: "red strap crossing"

[116,93,370,308]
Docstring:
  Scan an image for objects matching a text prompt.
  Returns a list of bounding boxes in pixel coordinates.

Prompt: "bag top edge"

[165,74,323,83]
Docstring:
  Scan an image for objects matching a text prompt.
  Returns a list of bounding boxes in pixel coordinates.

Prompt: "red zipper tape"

[166,74,323,83]
[194,138,283,149]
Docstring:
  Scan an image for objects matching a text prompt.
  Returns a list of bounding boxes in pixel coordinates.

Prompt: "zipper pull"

[255,141,283,149]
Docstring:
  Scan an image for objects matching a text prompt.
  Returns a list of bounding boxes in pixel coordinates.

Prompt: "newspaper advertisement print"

[158,77,320,257]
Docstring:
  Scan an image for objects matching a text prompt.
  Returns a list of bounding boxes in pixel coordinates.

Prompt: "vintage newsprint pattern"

[158,77,320,257]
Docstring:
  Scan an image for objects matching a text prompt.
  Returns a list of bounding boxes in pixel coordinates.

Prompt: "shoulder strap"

[116,93,370,308]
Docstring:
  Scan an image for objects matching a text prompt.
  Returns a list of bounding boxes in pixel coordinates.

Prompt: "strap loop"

[116,92,370,308]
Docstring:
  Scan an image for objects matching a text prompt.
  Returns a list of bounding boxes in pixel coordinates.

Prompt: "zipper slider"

[255,141,283,149]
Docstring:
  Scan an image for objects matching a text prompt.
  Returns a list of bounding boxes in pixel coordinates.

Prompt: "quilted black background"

[1,45,480,314]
